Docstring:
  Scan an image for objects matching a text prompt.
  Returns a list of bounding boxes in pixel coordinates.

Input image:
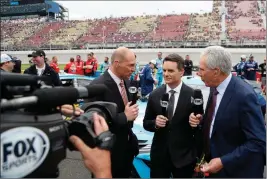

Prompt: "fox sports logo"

[160,100,168,108]
[1,127,50,178]
[129,86,137,93]
[191,97,203,105]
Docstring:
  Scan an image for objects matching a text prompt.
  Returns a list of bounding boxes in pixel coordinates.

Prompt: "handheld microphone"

[160,93,169,117]
[129,80,138,105]
[1,84,108,111]
[192,89,204,116]
[128,80,138,128]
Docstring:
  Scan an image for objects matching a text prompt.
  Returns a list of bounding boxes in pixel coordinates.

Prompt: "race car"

[131,75,266,178]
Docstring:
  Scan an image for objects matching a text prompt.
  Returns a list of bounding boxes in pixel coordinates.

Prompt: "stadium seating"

[225,0,265,41]
[0,0,266,49]
[186,12,221,42]
[48,21,89,46]
[147,14,190,41]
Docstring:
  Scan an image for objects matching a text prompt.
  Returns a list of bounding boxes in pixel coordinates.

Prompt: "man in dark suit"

[143,54,199,178]
[86,47,139,178]
[189,46,266,178]
[184,54,193,76]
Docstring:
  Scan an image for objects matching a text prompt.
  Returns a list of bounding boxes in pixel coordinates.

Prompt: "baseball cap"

[150,59,157,65]
[1,54,15,63]
[241,55,246,59]
[150,59,158,69]
[28,49,46,57]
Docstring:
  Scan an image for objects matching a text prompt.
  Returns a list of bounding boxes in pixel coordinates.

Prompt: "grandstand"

[1,0,266,51]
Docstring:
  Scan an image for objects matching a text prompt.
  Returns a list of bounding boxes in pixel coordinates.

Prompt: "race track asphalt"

[57,149,266,179]
[58,150,92,179]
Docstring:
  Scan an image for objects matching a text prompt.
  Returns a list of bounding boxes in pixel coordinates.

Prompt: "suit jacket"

[143,83,198,168]
[84,71,139,174]
[200,76,266,178]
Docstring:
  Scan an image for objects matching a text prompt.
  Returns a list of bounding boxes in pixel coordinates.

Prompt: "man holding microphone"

[189,46,266,177]
[143,54,199,178]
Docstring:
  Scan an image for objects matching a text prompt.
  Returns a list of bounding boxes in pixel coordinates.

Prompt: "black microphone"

[192,89,204,116]
[0,73,50,86]
[128,80,138,105]
[128,80,138,128]
[1,84,108,110]
[160,93,169,117]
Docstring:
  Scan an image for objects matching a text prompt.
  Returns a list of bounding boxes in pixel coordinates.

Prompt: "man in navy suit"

[189,46,266,178]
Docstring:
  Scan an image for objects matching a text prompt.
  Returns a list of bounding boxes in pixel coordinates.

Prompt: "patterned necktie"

[167,90,176,120]
[119,80,128,105]
[203,88,219,160]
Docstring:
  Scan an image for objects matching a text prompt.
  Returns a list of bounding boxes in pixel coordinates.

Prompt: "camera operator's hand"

[57,104,84,117]
[124,101,139,121]
[69,113,112,178]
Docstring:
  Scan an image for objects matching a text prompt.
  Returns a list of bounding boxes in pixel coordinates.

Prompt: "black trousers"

[150,150,195,178]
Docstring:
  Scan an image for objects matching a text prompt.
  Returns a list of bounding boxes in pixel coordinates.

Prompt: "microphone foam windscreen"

[160,93,169,108]
[1,73,49,86]
[85,84,108,98]
[193,89,203,99]
[33,87,79,107]
[161,93,169,101]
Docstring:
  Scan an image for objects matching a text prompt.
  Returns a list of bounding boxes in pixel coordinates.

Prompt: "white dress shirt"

[209,74,232,138]
[108,69,122,92]
[166,82,183,116]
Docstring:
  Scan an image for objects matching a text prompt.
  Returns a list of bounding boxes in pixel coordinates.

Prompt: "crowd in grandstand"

[1,0,266,50]
[225,0,266,41]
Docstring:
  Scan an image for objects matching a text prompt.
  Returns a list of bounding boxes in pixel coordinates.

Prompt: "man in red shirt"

[75,55,84,75]
[64,57,76,74]
[50,56,60,73]
[84,53,98,76]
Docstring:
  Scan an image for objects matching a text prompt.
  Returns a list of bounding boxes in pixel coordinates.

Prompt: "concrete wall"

[2,48,266,66]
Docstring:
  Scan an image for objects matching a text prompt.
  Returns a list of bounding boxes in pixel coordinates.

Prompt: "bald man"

[86,47,139,177]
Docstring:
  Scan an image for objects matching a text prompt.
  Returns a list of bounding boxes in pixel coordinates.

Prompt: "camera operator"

[58,105,112,178]
[24,49,62,86]
[69,113,112,178]
[57,104,84,117]
[0,54,15,72]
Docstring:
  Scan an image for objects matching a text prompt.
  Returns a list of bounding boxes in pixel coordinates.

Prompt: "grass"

[21,64,66,71]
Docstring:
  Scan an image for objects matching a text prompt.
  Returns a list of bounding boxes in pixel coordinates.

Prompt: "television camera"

[0,73,117,178]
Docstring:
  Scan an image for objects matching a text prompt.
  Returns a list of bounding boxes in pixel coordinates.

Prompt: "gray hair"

[200,46,232,75]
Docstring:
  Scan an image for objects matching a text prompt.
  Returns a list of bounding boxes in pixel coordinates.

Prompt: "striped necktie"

[119,80,128,105]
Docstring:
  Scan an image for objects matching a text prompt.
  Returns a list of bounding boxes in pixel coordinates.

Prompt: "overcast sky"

[55,1,213,20]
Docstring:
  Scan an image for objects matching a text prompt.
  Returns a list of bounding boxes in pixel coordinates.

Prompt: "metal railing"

[1,40,266,51]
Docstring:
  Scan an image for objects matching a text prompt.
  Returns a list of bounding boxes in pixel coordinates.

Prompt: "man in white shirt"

[143,53,199,178]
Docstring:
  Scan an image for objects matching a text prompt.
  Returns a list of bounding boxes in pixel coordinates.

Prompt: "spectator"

[243,54,258,81]
[0,54,15,72]
[24,49,61,86]
[99,57,110,74]
[139,59,158,100]
[10,56,21,73]
[64,57,76,74]
[84,53,98,76]
[184,55,193,76]
[50,56,60,73]
[75,55,84,75]
[155,52,163,87]
[233,55,246,76]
